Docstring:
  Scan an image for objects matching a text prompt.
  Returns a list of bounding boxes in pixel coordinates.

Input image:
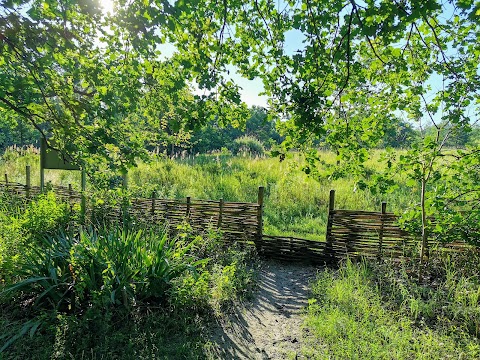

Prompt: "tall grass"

[0,148,418,238]
[302,257,480,359]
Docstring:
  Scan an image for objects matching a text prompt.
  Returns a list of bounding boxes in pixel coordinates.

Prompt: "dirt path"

[208,261,319,359]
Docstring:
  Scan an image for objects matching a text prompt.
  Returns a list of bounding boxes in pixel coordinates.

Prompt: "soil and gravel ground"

[208,260,320,359]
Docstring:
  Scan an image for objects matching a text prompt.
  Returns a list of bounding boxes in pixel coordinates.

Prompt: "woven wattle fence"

[0,182,79,201]
[0,180,262,245]
[124,197,260,243]
[327,209,415,259]
[257,235,333,264]
[1,176,471,264]
[324,190,417,260]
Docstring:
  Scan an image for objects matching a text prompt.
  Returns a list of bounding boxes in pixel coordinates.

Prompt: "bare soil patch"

[208,260,320,359]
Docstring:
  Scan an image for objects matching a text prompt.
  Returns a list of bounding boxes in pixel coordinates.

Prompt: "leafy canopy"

[2,1,479,162]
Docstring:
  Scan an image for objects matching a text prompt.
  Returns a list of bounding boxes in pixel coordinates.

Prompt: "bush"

[232,136,265,157]
[21,192,74,241]
[0,212,23,283]
[170,229,257,314]
[1,222,259,355]
[3,226,206,312]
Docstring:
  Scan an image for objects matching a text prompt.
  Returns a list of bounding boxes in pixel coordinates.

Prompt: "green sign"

[40,138,80,170]
[39,138,86,220]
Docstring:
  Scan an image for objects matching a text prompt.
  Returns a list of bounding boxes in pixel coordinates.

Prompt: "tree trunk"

[420,176,428,264]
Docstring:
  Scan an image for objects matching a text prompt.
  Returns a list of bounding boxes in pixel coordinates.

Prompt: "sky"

[223,29,305,108]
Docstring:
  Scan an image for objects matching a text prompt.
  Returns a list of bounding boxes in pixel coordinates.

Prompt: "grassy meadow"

[0,147,417,239]
[1,147,479,359]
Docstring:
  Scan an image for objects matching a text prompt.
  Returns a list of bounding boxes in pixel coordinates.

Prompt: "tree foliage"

[0,108,38,150]
[190,106,282,154]
[1,1,479,246]
[0,0,247,171]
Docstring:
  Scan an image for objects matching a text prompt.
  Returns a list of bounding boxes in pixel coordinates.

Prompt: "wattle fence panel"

[1,181,473,264]
[327,209,415,259]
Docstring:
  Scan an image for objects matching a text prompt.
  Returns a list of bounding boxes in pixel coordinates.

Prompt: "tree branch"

[350,0,387,65]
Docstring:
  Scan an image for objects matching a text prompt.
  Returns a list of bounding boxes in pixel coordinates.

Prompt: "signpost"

[40,138,86,219]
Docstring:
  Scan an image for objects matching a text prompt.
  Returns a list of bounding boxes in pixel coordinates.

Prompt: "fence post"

[26,165,31,198]
[4,173,8,188]
[257,186,265,244]
[186,196,191,219]
[80,170,86,223]
[151,190,156,217]
[40,154,45,193]
[325,189,336,262]
[378,201,387,259]
[68,184,73,211]
[218,198,224,228]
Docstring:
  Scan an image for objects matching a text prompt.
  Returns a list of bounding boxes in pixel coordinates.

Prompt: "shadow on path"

[208,260,320,359]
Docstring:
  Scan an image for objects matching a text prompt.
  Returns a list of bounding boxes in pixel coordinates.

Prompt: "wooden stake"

[40,138,45,192]
[257,186,265,243]
[26,165,31,198]
[378,201,387,259]
[186,196,191,219]
[325,189,336,261]
[151,190,156,217]
[68,184,73,210]
[328,189,335,212]
[218,198,224,228]
[80,170,86,223]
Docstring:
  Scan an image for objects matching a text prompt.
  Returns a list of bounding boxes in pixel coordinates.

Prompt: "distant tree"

[245,106,283,148]
[190,121,242,154]
[0,109,38,151]
[421,122,480,149]
[381,118,417,148]
[467,125,480,146]
[190,107,282,153]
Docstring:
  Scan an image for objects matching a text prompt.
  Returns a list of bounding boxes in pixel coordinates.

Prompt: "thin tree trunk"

[420,176,428,264]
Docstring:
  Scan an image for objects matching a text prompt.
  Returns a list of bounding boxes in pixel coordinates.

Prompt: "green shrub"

[232,136,265,157]
[170,230,257,314]
[1,223,259,355]
[0,192,75,284]
[3,226,206,312]
[0,212,24,283]
[21,192,73,241]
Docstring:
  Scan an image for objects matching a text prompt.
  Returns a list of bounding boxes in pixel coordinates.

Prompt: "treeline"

[381,119,480,149]
[0,106,284,156]
[0,111,38,150]
[188,106,283,155]
[1,106,479,155]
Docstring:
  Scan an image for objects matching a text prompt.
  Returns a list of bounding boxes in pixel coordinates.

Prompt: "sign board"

[39,137,86,220]
[40,138,80,170]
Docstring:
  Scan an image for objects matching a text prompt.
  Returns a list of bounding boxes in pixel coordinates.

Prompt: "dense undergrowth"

[303,256,480,359]
[0,192,257,358]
